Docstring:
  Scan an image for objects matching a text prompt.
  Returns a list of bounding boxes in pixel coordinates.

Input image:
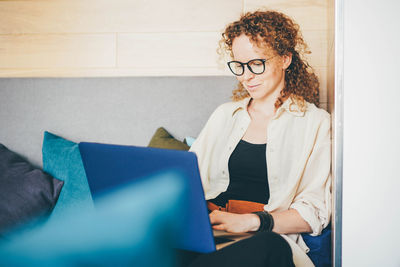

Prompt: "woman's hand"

[209,210,260,233]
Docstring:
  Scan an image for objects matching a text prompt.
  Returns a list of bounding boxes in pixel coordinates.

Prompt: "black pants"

[186,232,295,267]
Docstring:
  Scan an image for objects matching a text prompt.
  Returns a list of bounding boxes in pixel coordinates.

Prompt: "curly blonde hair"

[220,10,320,110]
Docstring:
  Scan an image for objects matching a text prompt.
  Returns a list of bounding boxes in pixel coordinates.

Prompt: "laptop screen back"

[78,142,216,253]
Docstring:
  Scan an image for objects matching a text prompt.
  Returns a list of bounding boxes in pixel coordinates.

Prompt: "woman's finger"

[209,210,224,224]
[212,224,226,231]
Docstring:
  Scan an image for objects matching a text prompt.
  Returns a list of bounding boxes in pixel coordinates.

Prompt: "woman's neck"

[248,88,282,117]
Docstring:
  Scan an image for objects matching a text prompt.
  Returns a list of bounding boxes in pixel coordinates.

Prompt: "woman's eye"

[250,62,263,67]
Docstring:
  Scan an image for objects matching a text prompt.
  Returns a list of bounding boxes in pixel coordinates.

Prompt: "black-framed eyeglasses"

[227,57,274,76]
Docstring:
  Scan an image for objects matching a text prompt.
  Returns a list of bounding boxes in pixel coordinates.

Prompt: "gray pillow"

[0,144,64,235]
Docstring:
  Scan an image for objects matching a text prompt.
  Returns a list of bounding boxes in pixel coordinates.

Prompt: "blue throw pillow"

[0,170,188,267]
[183,136,196,147]
[302,224,332,267]
[42,131,94,219]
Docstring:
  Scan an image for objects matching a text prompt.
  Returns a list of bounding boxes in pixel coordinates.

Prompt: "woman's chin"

[247,90,261,99]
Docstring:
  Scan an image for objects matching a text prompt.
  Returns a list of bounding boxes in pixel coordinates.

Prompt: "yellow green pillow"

[148,127,189,151]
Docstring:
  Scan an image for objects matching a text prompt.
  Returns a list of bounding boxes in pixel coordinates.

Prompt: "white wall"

[342,1,400,266]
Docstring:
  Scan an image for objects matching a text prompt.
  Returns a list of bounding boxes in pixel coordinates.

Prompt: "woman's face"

[231,34,291,102]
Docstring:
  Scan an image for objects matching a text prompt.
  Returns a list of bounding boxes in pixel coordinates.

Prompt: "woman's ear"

[282,53,292,70]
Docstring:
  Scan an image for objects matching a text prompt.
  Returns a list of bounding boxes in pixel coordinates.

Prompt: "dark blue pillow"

[302,224,332,267]
[0,170,188,267]
[0,144,63,235]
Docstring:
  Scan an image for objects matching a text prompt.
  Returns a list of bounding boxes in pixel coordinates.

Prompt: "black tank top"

[210,139,270,207]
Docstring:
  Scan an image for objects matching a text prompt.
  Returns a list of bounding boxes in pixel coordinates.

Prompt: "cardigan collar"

[231,97,306,118]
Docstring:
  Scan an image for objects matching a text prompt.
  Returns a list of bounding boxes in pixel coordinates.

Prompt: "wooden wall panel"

[327,0,335,112]
[0,68,228,78]
[244,0,329,31]
[320,102,328,111]
[0,0,242,34]
[302,30,328,68]
[0,34,116,69]
[0,0,331,82]
[316,67,328,104]
[118,33,222,68]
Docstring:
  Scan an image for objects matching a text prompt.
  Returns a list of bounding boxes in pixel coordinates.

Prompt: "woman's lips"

[246,84,260,91]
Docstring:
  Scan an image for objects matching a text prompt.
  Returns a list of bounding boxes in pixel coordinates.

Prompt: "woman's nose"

[242,65,255,81]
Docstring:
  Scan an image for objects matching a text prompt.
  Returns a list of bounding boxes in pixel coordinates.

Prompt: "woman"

[188,10,331,267]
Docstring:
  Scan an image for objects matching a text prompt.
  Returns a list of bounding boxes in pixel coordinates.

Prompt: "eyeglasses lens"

[228,59,265,76]
[230,62,244,75]
[248,60,265,74]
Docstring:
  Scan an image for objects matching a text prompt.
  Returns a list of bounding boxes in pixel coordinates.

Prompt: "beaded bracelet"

[253,211,274,232]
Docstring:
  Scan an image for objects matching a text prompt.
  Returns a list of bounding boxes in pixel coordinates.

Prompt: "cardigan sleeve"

[189,104,228,194]
[290,113,332,236]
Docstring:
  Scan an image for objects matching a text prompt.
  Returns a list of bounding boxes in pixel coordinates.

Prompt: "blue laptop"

[78,142,217,253]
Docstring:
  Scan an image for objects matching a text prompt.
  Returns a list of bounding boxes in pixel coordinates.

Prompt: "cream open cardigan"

[190,97,331,267]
